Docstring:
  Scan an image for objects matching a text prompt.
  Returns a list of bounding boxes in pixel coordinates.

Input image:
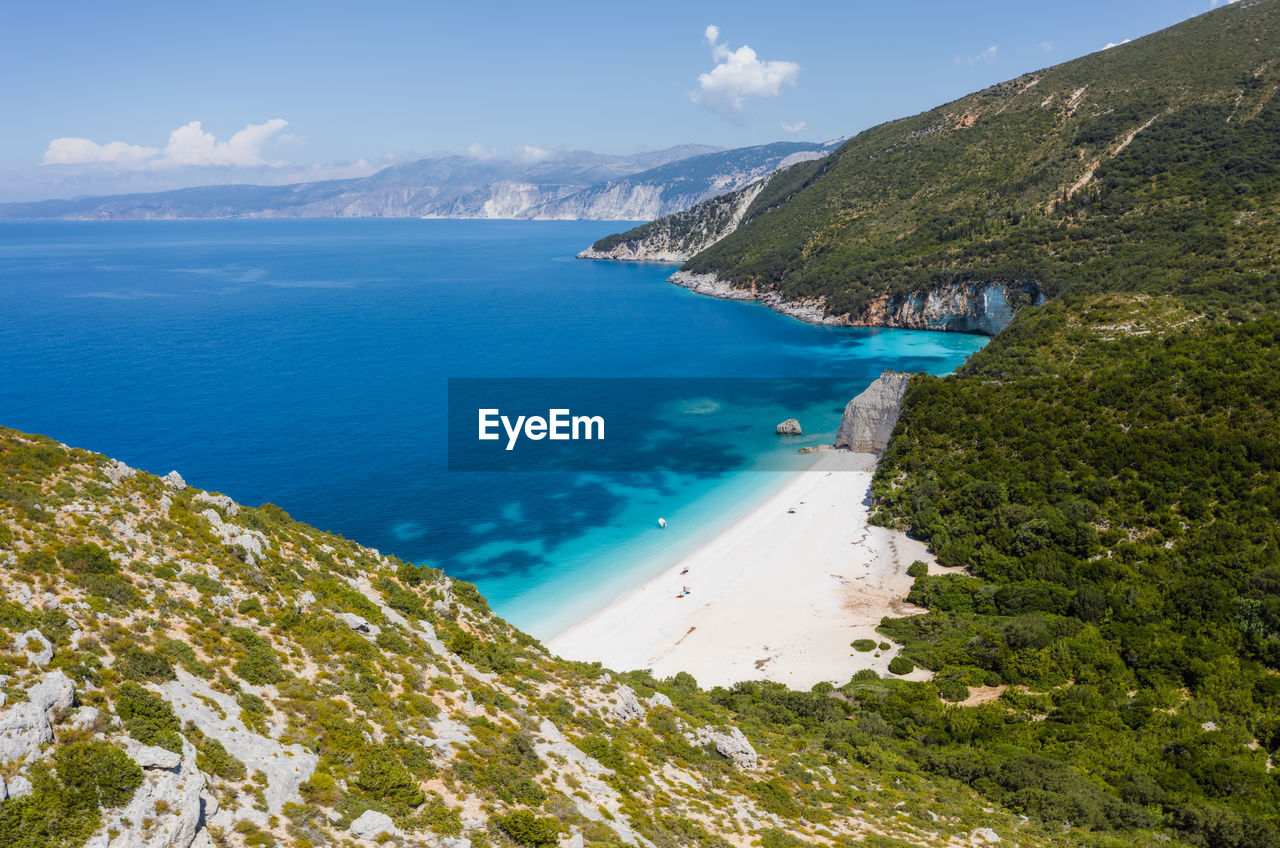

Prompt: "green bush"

[54,739,143,807]
[935,678,970,702]
[397,561,425,586]
[490,809,560,848]
[888,657,915,676]
[17,549,54,573]
[353,747,424,812]
[114,682,182,752]
[907,561,929,579]
[117,647,175,682]
[57,543,115,575]
[852,639,877,652]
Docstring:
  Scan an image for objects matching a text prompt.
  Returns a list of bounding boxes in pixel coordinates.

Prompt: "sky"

[0,0,1245,202]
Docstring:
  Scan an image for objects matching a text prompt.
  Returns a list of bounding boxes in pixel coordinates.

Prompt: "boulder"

[0,670,74,764]
[687,725,758,769]
[194,492,238,517]
[163,471,187,491]
[970,827,1001,844]
[350,809,399,841]
[337,612,382,639]
[776,418,802,435]
[5,775,32,798]
[610,685,646,722]
[104,459,136,486]
[647,692,673,709]
[15,629,53,667]
[834,372,913,453]
[123,737,183,770]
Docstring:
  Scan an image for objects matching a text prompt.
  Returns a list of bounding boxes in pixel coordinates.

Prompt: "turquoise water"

[0,220,986,636]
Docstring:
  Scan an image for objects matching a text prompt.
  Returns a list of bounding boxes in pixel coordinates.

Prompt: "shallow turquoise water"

[0,220,986,636]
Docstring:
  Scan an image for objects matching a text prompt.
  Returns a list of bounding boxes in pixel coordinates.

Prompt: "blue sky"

[0,0,1241,201]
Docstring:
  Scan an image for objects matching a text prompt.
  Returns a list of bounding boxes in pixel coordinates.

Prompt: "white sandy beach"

[547,448,936,689]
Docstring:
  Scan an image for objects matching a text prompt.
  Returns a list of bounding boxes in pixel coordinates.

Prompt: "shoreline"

[547,447,935,689]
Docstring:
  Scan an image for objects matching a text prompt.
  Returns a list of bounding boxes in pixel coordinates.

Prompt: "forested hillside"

[677,0,1280,321]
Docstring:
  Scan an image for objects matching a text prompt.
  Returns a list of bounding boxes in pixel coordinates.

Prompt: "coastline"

[547,447,935,689]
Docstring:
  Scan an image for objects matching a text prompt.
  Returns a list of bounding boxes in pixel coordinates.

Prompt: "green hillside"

[0,427,1129,848]
[681,0,1280,320]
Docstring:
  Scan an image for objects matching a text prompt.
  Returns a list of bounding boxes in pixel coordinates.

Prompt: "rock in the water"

[163,471,187,491]
[0,670,74,764]
[687,725,758,769]
[350,809,399,840]
[776,418,802,435]
[834,372,913,453]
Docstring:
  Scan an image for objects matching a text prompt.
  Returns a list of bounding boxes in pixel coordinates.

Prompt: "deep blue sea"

[0,220,986,636]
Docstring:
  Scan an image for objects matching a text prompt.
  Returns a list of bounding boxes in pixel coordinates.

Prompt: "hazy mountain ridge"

[0,143,824,222]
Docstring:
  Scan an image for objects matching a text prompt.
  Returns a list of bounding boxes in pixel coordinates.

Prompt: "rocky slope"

[0,425,1095,848]
[834,372,913,453]
[0,143,823,222]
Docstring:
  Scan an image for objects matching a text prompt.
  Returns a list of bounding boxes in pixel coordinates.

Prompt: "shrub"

[57,543,115,575]
[888,656,915,676]
[852,639,877,652]
[114,682,182,752]
[55,739,143,807]
[17,549,54,573]
[936,678,970,702]
[490,809,560,848]
[180,573,225,595]
[397,561,425,586]
[237,598,264,615]
[117,647,175,683]
[907,561,929,579]
[353,747,424,812]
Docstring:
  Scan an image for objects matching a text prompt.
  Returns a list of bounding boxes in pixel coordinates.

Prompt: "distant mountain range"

[0,141,830,221]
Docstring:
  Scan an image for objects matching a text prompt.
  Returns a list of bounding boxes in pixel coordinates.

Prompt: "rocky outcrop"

[350,810,400,841]
[88,737,205,848]
[0,670,74,764]
[858,281,1044,335]
[835,373,914,453]
[578,181,767,262]
[686,726,759,769]
[667,273,1043,336]
[776,419,802,435]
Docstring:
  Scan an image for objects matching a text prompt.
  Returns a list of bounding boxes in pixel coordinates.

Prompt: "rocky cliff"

[577,181,765,262]
[835,372,914,453]
[667,271,1043,336]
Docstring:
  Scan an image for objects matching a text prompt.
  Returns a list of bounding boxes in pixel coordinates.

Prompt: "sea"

[0,220,986,637]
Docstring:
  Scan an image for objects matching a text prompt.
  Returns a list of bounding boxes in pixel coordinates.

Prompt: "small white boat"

[658,517,667,528]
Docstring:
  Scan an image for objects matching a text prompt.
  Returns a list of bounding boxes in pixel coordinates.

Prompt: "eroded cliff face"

[858,281,1044,335]
[666,273,1043,336]
[834,372,914,453]
[577,181,766,262]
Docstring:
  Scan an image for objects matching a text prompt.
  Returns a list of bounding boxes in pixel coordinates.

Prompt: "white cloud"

[162,119,287,167]
[1040,41,1055,52]
[1103,38,1132,49]
[955,45,998,66]
[43,138,159,166]
[781,121,807,133]
[41,119,288,170]
[691,25,800,124]
[514,144,553,163]
[466,142,499,160]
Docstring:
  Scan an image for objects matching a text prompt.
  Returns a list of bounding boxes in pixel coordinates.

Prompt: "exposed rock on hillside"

[667,272,1042,335]
[835,372,914,453]
[0,425,1083,847]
